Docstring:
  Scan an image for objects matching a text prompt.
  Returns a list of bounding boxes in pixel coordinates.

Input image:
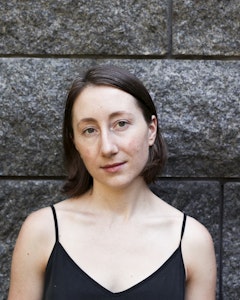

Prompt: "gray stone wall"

[0,1,239,299]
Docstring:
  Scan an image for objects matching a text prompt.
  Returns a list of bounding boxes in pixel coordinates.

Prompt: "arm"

[8,208,54,300]
[183,217,217,300]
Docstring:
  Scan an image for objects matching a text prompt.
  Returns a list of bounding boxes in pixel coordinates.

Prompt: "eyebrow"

[77,111,134,126]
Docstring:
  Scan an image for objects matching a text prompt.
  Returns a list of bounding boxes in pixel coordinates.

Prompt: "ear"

[148,115,157,146]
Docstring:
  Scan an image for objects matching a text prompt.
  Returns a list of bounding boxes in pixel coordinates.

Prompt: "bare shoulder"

[184,216,214,248]
[8,206,57,299]
[20,206,55,240]
[182,216,216,284]
[15,206,56,268]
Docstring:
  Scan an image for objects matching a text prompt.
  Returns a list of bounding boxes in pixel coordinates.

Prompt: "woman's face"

[72,85,157,190]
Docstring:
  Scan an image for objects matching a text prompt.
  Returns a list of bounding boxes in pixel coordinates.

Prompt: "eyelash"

[115,120,129,129]
[82,127,96,136]
[81,120,130,136]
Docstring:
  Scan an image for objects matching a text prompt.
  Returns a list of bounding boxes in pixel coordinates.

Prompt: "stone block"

[173,0,240,56]
[223,182,240,299]
[0,59,239,177]
[0,0,168,55]
[157,60,240,178]
[0,179,64,300]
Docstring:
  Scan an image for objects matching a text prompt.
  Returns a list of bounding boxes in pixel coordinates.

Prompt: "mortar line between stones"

[0,176,65,181]
[167,0,173,58]
[157,177,240,182]
[0,54,239,60]
[0,176,240,182]
[217,182,224,300]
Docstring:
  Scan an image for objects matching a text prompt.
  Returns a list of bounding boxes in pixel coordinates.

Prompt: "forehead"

[72,85,142,117]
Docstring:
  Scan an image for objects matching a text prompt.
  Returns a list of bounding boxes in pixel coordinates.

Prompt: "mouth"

[101,162,126,172]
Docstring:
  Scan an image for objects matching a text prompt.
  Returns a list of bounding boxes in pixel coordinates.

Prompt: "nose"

[100,130,118,157]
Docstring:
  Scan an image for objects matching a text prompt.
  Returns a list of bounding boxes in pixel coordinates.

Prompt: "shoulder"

[14,206,56,269]
[182,216,216,281]
[184,216,214,248]
[8,206,60,299]
[20,206,54,239]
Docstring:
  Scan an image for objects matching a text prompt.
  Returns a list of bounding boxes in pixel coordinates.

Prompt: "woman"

[8,65,216,299]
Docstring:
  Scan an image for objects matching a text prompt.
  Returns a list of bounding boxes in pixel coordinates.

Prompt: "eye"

[114,120,130,130]
[118,121,127,127]
[82,127,96,136]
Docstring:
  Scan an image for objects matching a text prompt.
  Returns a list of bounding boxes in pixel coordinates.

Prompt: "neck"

[88,178,152,220]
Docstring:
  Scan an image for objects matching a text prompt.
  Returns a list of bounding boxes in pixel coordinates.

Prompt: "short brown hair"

[62,65,167,197]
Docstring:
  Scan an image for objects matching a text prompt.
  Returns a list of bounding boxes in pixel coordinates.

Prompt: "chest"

[43,242,185,300]
[58,222,180,293]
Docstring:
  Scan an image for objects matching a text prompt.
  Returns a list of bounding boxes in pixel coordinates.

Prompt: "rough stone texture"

[158,60,240,178]
[173,0,240,56]
[0,0,168,55]
[0,180,64,300]
[0,58,70,176]
[0,1,239,298]
[223,183,240,299]
[1,59,239,178]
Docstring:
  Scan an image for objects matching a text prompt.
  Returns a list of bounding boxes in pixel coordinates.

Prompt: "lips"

[101,162,126,172]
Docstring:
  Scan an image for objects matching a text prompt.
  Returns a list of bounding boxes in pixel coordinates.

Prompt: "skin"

[8,85,216,299]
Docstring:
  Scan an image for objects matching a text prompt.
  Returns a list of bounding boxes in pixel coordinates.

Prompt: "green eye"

[114,120,130,131]
[118,121,127,127]
[83,128,96,135]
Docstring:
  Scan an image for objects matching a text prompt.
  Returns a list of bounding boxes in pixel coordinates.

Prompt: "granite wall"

[0,1,239,299]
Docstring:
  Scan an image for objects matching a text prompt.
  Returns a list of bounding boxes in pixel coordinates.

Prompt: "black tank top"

[42,206,186,300]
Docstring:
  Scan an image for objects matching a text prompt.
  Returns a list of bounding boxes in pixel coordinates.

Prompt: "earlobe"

[148,115,157,146]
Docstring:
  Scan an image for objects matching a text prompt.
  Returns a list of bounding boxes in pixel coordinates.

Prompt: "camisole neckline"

[49,240,183,296]
[46,205,186,296]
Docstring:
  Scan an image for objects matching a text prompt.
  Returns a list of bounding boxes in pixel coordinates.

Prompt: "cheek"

[75,142,93,161]
[79,149,93,162]
[78,149,96,173]
[126,135,149,156]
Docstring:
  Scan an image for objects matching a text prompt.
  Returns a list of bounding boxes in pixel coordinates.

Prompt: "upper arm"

[8,208,54,300]
[183,217,217,300]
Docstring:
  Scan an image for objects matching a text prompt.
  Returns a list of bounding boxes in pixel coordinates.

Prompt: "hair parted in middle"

[62,65,167,197]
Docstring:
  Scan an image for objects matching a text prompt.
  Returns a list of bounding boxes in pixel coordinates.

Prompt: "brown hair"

[62,65,167,197]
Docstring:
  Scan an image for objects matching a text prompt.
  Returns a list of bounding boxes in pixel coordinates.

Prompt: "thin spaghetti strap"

[50,205,59,243]
[180,213,187,244]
